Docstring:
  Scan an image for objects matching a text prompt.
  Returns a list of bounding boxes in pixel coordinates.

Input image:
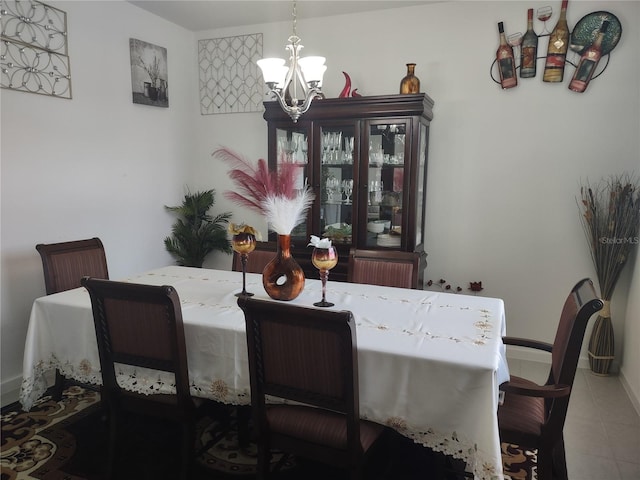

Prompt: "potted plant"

[578,173,640,375]
[139,54,161,100]
[164,189,233,267]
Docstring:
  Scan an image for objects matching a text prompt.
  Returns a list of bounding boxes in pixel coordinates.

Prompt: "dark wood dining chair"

[81,277,202,480]
[36,237,109,399]
[498,278,603,480]
[347,249,422,289]
[232,241,277,274]
[237,296,387,480]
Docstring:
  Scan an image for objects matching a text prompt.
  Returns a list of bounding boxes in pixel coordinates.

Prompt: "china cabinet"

[263,93,434,284]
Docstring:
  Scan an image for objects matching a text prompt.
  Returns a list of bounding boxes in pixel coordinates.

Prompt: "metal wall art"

[0,0,71,98]
[130,38,168,108]
[198,33,263,115]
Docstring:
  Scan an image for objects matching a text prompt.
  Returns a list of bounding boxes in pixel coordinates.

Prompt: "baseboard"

[506,345,552,365]
[506,345,620,372]
[1,375,22,408]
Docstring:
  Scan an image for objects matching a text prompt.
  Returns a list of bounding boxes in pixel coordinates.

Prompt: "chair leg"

[106,408,118,480]
[180,422,195,480]
[237,405,252,448]
[256,442,271,480]
[552,437,568,480]
[349,464,363,480]
[536,446,553,480]
[52,369,65,401]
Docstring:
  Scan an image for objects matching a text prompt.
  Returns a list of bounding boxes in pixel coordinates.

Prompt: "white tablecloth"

[21,266,509,480]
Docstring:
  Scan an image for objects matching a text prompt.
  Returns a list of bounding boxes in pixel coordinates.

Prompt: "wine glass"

[312,246,338,307]
[342,179,353,204]
[326,175,339,203]
[537,6,553,35]
[232,232,257,297]
[322,132,331,164]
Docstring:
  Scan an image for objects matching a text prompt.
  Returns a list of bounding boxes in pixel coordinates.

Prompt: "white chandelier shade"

[256,1,326,122]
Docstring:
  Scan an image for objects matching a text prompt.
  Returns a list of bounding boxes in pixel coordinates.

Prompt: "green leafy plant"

[164,189,232,267]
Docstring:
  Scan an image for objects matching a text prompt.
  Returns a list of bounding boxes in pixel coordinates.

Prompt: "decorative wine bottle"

[543,0,569,82]
[520,9,538,78]
[568,21,609,93]
[400,63,420,94]
[496,22,517,89]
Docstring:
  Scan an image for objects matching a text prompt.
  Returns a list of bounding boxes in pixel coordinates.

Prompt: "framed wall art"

[198,33,263,115]
[0,0,72,98]
[130,38,168,108]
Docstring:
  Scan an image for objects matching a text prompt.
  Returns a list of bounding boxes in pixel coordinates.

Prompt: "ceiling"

[128,1,439,32]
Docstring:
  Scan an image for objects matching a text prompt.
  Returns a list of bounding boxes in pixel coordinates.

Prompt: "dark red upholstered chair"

[36,237,109,399]
[498,278,603,480]
[82,277,203,480]
[347,249,421,289]
[232,241,277,274]
[237,296,387,480]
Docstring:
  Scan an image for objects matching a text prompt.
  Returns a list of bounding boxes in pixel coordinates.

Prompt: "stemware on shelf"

[342,179,353,204]
[326,175,340,203]
[311,246,338,307]
[232,232,257,297]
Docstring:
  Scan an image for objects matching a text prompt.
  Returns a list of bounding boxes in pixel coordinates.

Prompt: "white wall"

[193,0,639,391]
[1,1,197,404]
[1,1,638,407]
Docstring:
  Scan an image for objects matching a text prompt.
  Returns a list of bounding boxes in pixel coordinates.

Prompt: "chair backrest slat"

[82,277,192,407]
[232,242,277,274]
[347,249,421,289]
[239,297,358,415]
[36,238,108,294]
[551,278,603,388]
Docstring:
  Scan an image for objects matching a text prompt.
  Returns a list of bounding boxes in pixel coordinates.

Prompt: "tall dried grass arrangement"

[578,173,640,301]
[213,147,314,235]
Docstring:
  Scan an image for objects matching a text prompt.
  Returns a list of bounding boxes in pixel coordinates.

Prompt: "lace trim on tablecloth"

[20,355,102,411]
[382,416,503,480]
[20,359,502,480]
[20,353,251,411]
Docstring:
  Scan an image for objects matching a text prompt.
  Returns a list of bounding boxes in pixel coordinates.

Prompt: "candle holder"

[311,246,338,307]
[232,232,257,297]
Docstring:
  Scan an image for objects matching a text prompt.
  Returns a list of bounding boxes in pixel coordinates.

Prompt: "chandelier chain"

[292,0,297,37]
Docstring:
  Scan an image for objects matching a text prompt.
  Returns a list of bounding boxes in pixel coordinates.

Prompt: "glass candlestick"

[311,246,338,307]
[232,232,256,297]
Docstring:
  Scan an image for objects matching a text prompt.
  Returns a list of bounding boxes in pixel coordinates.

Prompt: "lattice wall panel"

[198,33,263,115]
[1,0,71,98]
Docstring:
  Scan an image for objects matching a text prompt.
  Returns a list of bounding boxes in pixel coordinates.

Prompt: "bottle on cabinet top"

[569,21,609,93]
[543,0,570,82]
[496,22,518,89]
[520,8,539,78]
[400,63,420,94]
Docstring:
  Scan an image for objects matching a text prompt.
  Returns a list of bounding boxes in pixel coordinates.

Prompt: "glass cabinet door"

[274,126,309,240]
[415,122,428,248]
[318,124,356,247]
[363,121,408,249]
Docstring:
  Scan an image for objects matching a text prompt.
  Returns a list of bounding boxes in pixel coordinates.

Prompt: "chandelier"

[257,0,326,123]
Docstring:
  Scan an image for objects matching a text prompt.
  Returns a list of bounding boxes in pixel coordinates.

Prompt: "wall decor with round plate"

[570,11,622,55]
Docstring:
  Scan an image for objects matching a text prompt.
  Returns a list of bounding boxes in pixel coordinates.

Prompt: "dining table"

[20,265,509,480]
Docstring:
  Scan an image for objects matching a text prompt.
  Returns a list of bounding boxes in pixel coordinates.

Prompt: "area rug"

[1,387,536,480]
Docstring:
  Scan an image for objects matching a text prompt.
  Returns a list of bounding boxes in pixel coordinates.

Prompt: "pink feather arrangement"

[213,147,314,234]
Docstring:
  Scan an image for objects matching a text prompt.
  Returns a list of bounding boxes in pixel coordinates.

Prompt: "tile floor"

[507,359,640,480]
